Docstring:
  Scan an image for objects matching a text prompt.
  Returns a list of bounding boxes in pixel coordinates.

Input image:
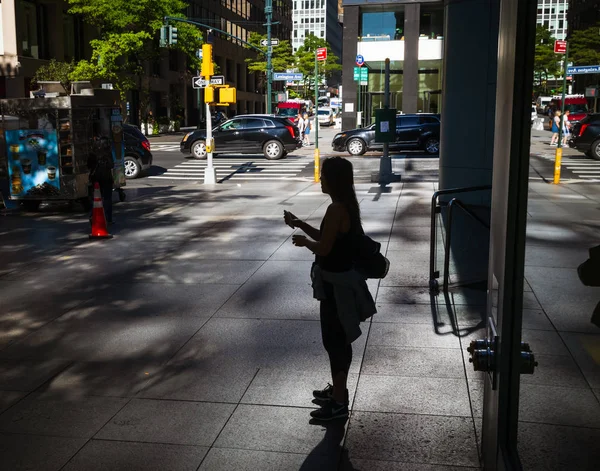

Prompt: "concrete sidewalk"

[0,155,598,469]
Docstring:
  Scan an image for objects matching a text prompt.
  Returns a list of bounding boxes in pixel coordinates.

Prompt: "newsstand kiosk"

[0,82,126,211]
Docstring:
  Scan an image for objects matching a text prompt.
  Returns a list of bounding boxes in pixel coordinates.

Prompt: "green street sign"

[353,67,368,81]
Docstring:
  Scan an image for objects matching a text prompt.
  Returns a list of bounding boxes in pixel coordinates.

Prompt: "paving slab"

[521,329,571,356]
[345,411,479,467]
[0,432,86,471]
[560,332,600,388]
[63,439,209,471]
[198,448,308,471]
[361,345,465,378]
[350,459,480,470]
[125,259,264,285]
[519,384,600,428]
[214,404,344,456]
[214,281,317,320]
[42,360,160,398]
[368,322,461,349]
[371,303,439,324]
[96,398,235,446]
[518,422,600,471]
[138,361,258,403]
[519,353,589,388]
[0,358,70,391]
[521,308,554,331]
[0,390,26,414]
[1,312,208,363]
[0,392,127,438]
[170,317,367,375]
[354,375,471,417]
[241,369,359,408]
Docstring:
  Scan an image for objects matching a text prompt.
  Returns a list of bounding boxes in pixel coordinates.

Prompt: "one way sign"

[192,75,226,89]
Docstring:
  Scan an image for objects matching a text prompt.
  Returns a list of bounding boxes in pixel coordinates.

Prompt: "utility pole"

[265,0,273,114]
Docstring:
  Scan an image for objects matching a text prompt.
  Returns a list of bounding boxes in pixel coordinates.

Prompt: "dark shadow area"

[144,165,168,177]
[300,418,353,471]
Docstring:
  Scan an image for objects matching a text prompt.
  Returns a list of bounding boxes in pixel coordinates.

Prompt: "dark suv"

[123,124,153,179]
[332,114,441,156]
[180,115,302,160]
[569,113,600,160]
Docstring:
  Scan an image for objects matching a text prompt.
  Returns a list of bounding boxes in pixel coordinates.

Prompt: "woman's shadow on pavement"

[300,418,356,471]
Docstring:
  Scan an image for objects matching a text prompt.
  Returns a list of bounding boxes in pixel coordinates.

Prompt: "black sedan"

[123,124,153,179]
[180,115,302,160]
[569,113,600,160]
[332,114,441,156]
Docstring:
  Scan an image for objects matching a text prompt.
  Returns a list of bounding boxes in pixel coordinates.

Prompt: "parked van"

[549,95,589,124]
[536,96,552,113]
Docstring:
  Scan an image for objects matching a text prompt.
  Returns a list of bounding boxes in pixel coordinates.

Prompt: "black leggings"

[320,282,352,378]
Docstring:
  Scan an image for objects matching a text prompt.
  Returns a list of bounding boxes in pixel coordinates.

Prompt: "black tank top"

[317,207,361,273]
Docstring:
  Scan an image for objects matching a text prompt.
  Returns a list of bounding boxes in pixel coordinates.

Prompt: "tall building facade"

[0,0,293,124]
[341,0,444,130]
[0,0,92,99]
[536,0,569,39]
[291,0,343,65]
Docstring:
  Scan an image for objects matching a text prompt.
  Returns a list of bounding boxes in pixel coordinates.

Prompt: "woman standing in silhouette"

[284,157,375,421]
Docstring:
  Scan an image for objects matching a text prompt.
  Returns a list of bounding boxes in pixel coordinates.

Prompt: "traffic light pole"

[265,0,273,114]
[201,44,216,184]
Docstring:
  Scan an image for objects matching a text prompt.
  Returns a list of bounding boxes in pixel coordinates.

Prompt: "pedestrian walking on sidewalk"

[88,137,114,223]
[303,112,311,146]
[550,110,561,146]
[283,157,376,421]
[297,112,306,143]
[562,110,571,146]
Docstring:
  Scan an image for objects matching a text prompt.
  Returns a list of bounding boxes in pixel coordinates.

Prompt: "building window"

[20,1,39,58]
[361,9,404,41]
[419,5,444,39]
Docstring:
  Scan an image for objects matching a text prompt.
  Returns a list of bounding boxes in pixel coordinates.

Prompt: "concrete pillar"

[403,4,420,114]
[438,0,501,287]
[440,0,500,194]
[341,6,359,131]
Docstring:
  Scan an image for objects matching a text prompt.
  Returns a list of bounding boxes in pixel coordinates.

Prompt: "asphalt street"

[132,125,441,188]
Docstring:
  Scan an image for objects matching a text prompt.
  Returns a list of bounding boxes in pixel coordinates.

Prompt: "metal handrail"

[443,198,491,292]
[429,185,491,291]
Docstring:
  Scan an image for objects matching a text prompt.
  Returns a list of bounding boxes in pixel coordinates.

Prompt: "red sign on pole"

[554,40,567,54]
[316,47,327,61]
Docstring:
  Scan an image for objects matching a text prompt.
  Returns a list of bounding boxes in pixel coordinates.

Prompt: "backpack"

[353,233,390,279]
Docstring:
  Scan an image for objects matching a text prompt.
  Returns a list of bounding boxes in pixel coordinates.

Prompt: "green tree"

[569,22,600,65]
[293,34,341,97]
[244,32,296,90]
[32,59,77,93]
[67,0,203,99]
[534,25,561,94]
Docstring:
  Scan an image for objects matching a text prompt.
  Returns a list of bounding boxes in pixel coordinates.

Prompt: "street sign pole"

[265,0,273,114]
[314,49,319,183]
[554,41,569,185]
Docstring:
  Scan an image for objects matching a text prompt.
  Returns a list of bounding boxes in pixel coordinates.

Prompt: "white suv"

[317,107,334,126]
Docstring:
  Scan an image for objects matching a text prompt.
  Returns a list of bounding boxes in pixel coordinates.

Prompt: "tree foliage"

[245,32,295,86]
[67,0,203,97]
[569,22,600,65]
[32,59,77,93]
[293,34,342,96]
[534,25,561,93]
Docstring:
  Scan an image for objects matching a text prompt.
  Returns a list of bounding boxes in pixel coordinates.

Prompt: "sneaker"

[313,383,333,401]
[310,401,349,421]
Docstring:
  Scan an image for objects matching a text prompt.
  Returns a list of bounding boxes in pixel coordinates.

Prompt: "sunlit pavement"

[0,138,599,469]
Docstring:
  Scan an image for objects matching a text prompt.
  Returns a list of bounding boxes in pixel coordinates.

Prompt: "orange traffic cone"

[89,182,112,239]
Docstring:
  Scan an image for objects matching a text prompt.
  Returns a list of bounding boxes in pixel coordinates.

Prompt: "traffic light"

[204,86,215,103]
[219,87,236,104]
[201,44,214,78]
[169,26,178,45]
[159,25,169,47]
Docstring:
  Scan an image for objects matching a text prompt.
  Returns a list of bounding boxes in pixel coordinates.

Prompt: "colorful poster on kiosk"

[5,130,60,198]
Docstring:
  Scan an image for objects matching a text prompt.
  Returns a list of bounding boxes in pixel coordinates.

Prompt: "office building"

[536,0,569,40]
[341,0,444,129]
